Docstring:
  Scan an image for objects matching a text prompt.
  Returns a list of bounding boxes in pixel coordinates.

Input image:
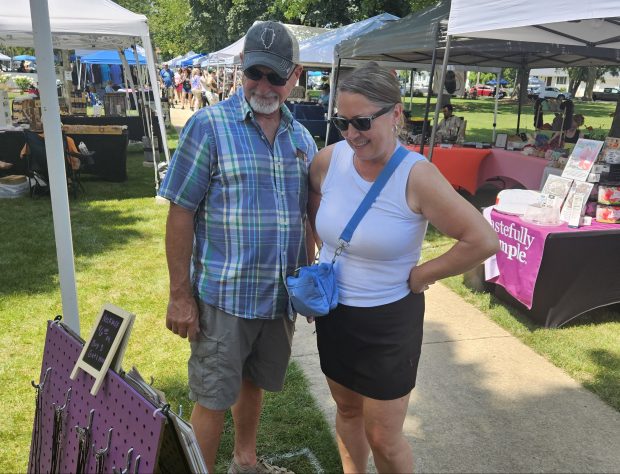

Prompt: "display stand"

[28,319,204,474]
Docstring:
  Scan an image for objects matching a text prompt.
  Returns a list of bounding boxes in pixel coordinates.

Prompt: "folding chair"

[23,130,85,198]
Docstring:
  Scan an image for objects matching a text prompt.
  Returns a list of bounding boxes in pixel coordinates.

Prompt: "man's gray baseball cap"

[243,21,299,79]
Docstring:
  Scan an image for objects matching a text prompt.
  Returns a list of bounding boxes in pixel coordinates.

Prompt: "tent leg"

[428,35,452,162]
[492,68,502,142]
[420,44,438,156]
[30,0,80,334]
[325,59,341,145]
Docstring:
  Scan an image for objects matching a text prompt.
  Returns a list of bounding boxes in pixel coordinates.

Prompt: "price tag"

[70,303,135,396]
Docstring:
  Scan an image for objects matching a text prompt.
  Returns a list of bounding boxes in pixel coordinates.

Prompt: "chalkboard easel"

[70,303,135,396]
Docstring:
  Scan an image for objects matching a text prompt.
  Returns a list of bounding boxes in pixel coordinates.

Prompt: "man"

[435,103,463,143]
[158,21,316,474]
[159,63,175,103]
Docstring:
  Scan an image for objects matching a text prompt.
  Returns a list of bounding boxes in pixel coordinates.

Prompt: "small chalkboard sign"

[70,303,135,396]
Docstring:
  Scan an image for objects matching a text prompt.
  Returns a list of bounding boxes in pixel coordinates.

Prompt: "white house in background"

[530,68,620,97]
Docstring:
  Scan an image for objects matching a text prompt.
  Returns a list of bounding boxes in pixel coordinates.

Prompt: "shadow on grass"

[0,192,145,296]
[584,348,620,411]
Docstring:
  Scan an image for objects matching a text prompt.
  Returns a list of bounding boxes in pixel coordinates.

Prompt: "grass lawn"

[1,99,619,472]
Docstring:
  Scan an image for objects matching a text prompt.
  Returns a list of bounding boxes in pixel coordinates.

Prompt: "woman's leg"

[326,377,370,473]
[364,393,413,473]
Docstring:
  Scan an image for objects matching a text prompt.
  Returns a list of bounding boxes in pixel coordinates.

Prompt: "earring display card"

[28,320,166,474]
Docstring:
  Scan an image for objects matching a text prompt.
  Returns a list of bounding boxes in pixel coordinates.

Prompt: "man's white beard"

[249,94,280,114]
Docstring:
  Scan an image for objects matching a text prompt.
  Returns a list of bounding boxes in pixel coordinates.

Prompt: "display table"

[478,149,550,190]
[61,114,163,150]
[484,208,620,327]
[405,145,552,193]
[0,130,27,176]
[0,127,129,183]
[63,125,129,182]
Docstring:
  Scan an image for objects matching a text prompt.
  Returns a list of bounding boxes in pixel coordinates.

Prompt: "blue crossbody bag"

[286,146,409,317]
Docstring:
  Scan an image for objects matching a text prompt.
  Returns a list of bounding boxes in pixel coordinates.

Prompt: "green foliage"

[13,76,34,92]
[0,74,9,84]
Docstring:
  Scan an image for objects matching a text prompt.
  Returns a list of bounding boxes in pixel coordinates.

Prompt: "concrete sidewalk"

[292,284,620,473]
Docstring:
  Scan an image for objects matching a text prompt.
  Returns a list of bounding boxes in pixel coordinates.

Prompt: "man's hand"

[166,294,200,341]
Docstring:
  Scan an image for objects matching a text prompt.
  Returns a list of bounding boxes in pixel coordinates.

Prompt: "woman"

[564,113,585,144]
[190,67,202,111]
[308,62,499,473]
[181,67,192,109]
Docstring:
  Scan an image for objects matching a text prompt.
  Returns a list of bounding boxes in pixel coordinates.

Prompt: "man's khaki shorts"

[188,300,295,411]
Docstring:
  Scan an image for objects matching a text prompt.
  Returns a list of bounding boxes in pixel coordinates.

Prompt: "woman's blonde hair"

[337,62,402,109]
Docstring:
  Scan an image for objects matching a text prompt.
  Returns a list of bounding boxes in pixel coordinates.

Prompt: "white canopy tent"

[203,24,328,68]
[0,0,169,334]
[298,13,398,68]
[447,0,620,49]
[0,52,10,61]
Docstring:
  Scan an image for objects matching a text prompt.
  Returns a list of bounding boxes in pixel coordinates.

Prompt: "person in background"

[17,60,28,73]
[190,67,202,111]
[308,62,499,474]
[158,20,316,474]
[435,103,462,143]
[318,83,330,109]
[174,67,183,106]
[181,67,192,109]
[563,113,585,144]
[159,63,175,103]
[205,68,220,105]
[104,80,115,94]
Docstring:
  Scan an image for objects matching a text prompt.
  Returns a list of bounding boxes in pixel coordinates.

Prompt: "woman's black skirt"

[316,292,425,400]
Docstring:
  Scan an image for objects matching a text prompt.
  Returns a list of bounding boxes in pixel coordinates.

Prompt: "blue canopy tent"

[486,78,509,86]
[80,48,147,65]
[180,53,206,67]
[13,54,36,60]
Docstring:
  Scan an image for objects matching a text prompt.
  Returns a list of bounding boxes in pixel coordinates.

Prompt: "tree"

[188,0,234,52]
[150,0,200,60]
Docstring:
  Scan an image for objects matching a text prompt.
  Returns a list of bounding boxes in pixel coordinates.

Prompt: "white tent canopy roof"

[298,13,398,68]
[0,52,10,61]
[0,0,149,49]
[204,23,328,67]
[447,0,620,49]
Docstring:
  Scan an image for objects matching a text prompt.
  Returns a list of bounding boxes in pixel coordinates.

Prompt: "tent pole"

[118,48,139,119]
[420,30,439,156]
[492,68,502,142]
[428,35,452,163]
[142,34,171,165]
[516,66,527,133]
[408,69,415,112]
[325,59,341,146]
[30,0,80,334]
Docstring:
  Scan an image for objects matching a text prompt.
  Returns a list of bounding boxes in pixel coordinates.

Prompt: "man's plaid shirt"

[159,89,317,319]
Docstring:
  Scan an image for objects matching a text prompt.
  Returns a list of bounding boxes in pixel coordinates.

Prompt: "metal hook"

[178,404,183,418]
[93,428,113,456]
[31,367,52,390]
[153,403,170,418]
[123,447,134,474]
[54,387,72,411]
[132,455,141,474]
[76,409,95,433]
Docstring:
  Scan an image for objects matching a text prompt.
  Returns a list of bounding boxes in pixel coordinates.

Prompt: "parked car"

[592,87,620,101]
[469,84,494,96]
[537,86,571,100]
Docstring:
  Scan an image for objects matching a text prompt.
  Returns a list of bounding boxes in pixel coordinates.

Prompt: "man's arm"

[165,203,200,341]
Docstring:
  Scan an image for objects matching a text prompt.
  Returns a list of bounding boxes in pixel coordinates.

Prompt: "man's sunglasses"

[331,105,394,132]
[243,66,292,86]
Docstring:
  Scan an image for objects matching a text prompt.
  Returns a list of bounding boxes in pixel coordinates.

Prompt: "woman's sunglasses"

[243,66,291,86]
[331,105,394,132]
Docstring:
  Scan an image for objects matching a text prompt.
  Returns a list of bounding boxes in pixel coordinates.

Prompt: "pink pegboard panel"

[28,320,167,474]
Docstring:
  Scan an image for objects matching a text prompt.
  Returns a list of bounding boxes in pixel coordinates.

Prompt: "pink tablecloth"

[479,149,550,190]
[484,208,617,308]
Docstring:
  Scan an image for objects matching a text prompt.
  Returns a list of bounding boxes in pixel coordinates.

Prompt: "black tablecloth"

[61,115,163,150]
[0,129,128,182]
[0,131,27,176]
[493,229,620,327]
[69,131,129,182]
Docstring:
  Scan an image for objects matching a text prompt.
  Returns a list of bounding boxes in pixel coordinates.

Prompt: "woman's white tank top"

[316,141,428,307]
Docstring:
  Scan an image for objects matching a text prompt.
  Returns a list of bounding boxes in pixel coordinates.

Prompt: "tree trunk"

[609,99,620,137]
[583,67,597,100]
[569,79,581,98]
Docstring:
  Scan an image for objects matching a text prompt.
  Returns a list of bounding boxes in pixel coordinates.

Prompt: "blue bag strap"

[331,145,409,262]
